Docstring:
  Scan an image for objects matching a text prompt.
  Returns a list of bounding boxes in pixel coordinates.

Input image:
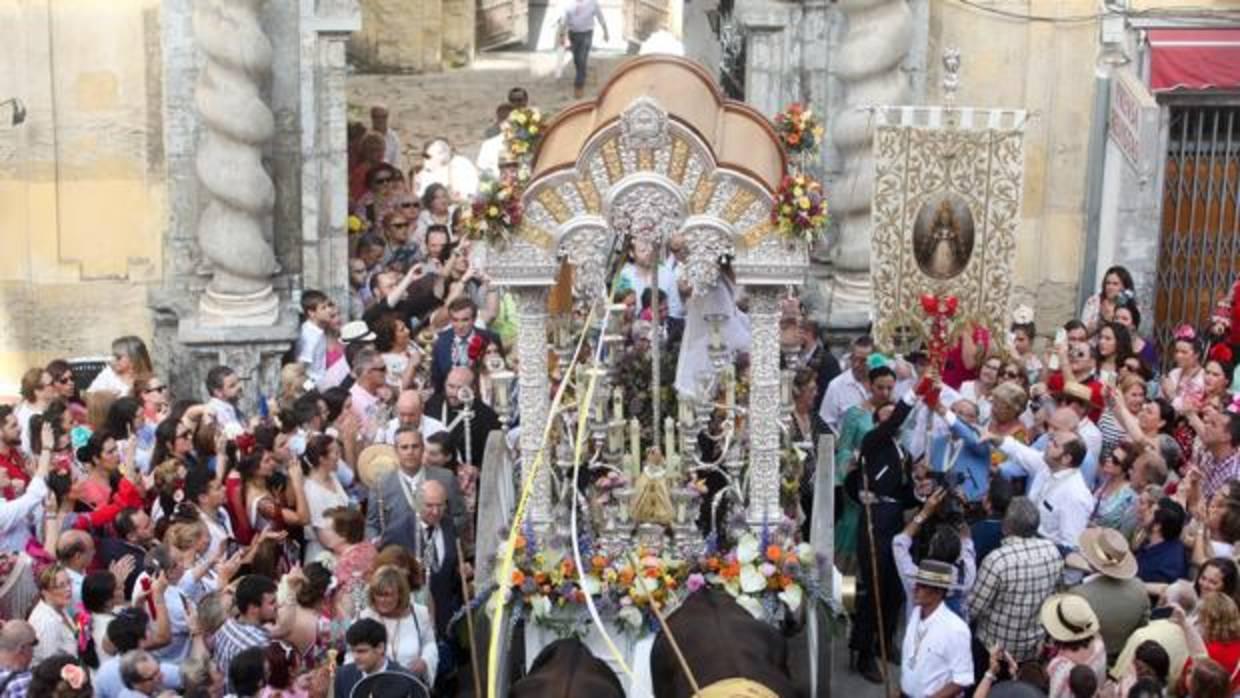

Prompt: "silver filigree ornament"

[607,180,686,248]
[680,219,736,296]
[557,219,612,301]
[619,96,671,151]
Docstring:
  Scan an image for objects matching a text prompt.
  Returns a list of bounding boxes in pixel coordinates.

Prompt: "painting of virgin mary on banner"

[870,108,1028,351]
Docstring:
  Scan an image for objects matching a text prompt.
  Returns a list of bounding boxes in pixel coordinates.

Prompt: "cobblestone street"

[347,50,628,168]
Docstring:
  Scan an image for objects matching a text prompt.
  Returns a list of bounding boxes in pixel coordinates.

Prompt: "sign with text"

[1109,68,1161,176]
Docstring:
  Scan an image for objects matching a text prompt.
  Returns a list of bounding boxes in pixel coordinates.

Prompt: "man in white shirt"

[381,389,446,445]
[988,427,1094,551]
[559,0,610,97]
[296,290,336,385]
[475,104,513,178]
[1055,382,1104,488]
[371,105,402,171]
[203,366,243,434]
[900,559,974,698]
[817,335,874,433]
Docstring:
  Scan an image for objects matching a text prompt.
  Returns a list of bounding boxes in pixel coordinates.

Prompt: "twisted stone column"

[745,286,783,528]
[826,0,913,326]
[194,0,280,325]
[512,286,554,529]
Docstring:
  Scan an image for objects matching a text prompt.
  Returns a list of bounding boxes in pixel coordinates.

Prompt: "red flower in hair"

[234,432,257,456]
[1209,342,1234,366]
[467,334,487,363]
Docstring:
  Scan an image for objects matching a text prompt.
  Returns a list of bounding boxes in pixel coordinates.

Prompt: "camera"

[926,470,968,526]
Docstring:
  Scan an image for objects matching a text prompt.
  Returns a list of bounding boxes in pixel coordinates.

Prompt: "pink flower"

[759,562,777,577]
[686,573,706,592]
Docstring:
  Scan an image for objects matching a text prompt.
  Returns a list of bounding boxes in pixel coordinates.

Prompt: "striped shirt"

[0,670,31,698]
[213,619,269,679]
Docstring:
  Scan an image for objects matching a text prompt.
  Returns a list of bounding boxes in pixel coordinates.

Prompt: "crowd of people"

[823,267,1240,698]
[4,69,1240,698]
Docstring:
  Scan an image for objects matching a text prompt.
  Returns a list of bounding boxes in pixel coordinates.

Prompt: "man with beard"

[204,366,243,432]
[424,367,500,475]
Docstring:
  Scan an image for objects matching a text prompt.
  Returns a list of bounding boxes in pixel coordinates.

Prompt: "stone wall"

[0,0,167,392]
[350,0,473,72]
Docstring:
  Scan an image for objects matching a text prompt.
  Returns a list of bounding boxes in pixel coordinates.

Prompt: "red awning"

[1148,28,1240,92]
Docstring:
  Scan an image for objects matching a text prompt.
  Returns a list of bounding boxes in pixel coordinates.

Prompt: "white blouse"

[29,600,78,664]
[360,604,438,685]
[304,476,350,564]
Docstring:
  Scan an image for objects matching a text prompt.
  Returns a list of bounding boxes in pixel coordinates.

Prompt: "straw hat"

[357,444,398,488]
[1040,594,1100,643]
[911,559,957,591]
[1055,381,1104,411]
[1072,527,1138,580]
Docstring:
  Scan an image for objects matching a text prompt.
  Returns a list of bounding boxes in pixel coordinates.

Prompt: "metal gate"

[1153,104,1240,363]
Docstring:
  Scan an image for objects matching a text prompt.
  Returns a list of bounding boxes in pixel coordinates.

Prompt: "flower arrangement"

[499,522,820,635]
[462,176,524,246]
[503,107,545,162]
[771,173,828,244]
[773,103,824,156]
[698,531,814,623]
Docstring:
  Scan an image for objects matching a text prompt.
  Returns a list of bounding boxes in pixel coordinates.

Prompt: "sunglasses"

[1002,370,1022,379]
[392,222,410,229]
[55,375,73,385]
[144,385,167,394]
[373,176,394,185]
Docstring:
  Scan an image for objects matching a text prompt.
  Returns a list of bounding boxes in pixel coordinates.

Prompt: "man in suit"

[429,297,498,392]
[365,426,466,545]
[424,366,501,473]
[334,618,425,698]
[414,478,465,692]
[97,507,154,598]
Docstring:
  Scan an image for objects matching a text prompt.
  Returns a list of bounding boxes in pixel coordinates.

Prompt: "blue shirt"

[971,518,1004,564]
[1135,539,1188,584]
[930,417,992,502]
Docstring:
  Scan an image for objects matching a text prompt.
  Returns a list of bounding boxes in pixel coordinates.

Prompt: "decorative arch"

[482,55,808,531]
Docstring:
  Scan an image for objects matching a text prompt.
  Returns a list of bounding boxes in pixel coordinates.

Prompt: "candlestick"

[678,398,692,427]
[607,420,622,453]
[664,416,677,460]
[628,417,641,476]
[724,365,736,411]
[613,387,624,421]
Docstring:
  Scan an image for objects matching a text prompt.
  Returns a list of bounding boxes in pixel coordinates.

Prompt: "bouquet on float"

[503,106,545,161]
[696,530,815,623]
[773,103,824,156]
[771,173,828,244]
[462,175,524,246]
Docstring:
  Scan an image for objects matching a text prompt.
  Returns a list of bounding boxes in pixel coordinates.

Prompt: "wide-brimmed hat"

[1073,527,1138,579]
[1055,381,1104,411]
[911,559,957,591]
[341,320,376,344]
[358,443,398,488]
[1040,594,1100,643]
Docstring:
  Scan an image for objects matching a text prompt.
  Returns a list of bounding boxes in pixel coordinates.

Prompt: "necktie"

[453,336,468,366]
[425,526,440,573]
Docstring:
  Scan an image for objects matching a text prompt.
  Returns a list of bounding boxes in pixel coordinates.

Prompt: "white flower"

[735,595,765,620]
[530,595,552,619]
[795,543,815,566]
[736,534,759,565]
[617,605,643,629]
[740,565,767,594]
[778,584,803,614]
[580,574,602,596]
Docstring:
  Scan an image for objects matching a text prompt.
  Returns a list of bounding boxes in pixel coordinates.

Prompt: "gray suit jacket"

[365,466,466,542]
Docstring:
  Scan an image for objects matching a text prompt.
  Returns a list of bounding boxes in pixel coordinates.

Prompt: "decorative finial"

[942,48,962,106]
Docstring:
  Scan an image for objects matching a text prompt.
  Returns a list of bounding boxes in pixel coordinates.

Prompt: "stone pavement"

[347,50,628,168]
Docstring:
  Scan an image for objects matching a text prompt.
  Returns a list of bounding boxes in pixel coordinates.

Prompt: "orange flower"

[778,575,793,589]
[515,535,527,550]
[644,566,661,579]
[706,557,721,572]
[787,133,801,146]
[783,552,799,567]
[766,545,783,563]
[591,555,608,570]
[512,570,526,586]
[665,577,679,590]
[534,572,549,585]
[720,561,741,580]
[618,567,635,585]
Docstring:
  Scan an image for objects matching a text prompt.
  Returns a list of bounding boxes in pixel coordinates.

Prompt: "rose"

[686,573,706,592]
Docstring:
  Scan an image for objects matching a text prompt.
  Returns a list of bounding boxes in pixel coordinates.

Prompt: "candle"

[613,387,624,421]
[724,365,736,411]
[780,370,793,405]
[608,421,622,453]
[494,373,511,412]
[664,416,677,460]
[628,417,641,476]
[678,398,692,427]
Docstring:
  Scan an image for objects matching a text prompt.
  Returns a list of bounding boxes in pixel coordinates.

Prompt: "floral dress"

[1092,481,1138,538]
